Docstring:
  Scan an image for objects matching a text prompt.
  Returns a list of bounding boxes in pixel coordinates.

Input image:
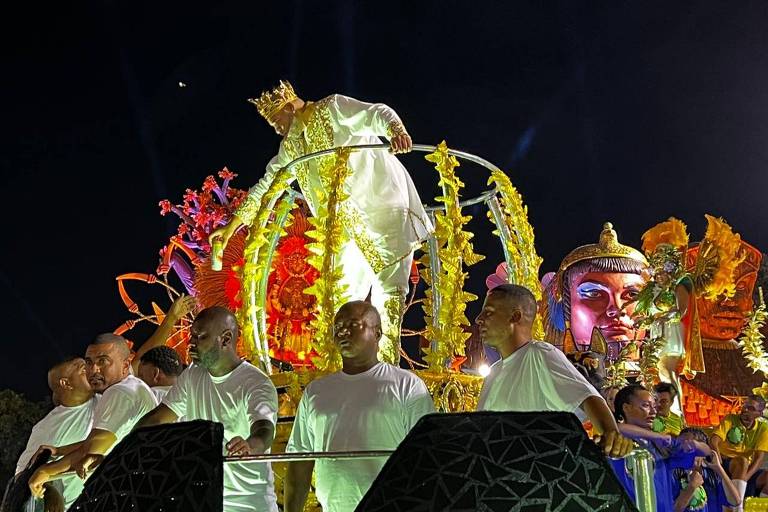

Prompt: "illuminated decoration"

[486,169,545,339]
[603,341,637,389]
[541,223,648,360]
[415,370,484,412]
[265,206,320,364]
[303,148,353,372]
[681,379,739,427]
[419,141,484,372]
[738,288,768,376]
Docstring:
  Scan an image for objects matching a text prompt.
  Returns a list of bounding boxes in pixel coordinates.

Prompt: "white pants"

[337,240,412,364]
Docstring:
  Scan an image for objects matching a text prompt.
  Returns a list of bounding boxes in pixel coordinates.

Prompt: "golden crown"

[248,80,298,121]
[558,222,648,274]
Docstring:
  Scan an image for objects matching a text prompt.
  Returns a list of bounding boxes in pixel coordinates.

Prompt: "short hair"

[679,427,707,443]
[746,394,767,410]
[614,384,647,422]
[91,333,131,357]
[488,284,538,321]
[653,382,677,397]
[140,346,183,377]
[47,356,82,389]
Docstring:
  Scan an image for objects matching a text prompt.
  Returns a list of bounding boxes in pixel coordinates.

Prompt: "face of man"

[333,304,381,362]
[476,292,517,350]
[268,104,295,136]
[60,358,91,394]
[623,389,657,429]
[85,343,130,392]
[740,398,765,428]
[569,271,645,344]
[656,391,674,417]
[137,360,160,386]
[188,316,225,370]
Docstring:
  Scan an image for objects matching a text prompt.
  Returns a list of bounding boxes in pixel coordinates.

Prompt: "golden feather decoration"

[641,217,689,254]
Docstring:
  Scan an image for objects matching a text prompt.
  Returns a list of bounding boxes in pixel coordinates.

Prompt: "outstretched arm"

[581,396,634,457]
[332,95,412,152]
[131,295,197,373]
[225,419,275,456]
[134,404,179,431]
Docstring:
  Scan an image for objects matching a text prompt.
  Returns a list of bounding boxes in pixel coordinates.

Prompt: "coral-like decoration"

[681,379,740,427]
[486,168,544,339]
[738,288,768,376]
[420,141,484,372]
[303,148,353,372]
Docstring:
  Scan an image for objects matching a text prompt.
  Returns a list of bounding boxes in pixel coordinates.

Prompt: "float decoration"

[303,148,353,372]
[739,288,768,376]
[419,141,484,372]
[486,169,545,339]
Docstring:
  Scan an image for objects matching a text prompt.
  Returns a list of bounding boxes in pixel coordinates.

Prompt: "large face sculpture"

[544,223,648,357]
[687,241,761,342]
[569,270,646,344]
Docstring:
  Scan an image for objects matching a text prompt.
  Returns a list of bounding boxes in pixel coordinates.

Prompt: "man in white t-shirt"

[15,357,97,511]
[284,301,435,512]
[28,334,158,499]
[136,346,184,403]
[134,306,279,512]
[475,283,633,458]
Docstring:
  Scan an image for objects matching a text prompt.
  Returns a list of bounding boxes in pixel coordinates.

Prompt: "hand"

[28,445,57,468]
[167,294,197,320]
[226,436,264,456]
[658,434,673,448]
[688,470,704,490]
[596,429,635,458]
[28,468,50,499]
[43,484,64,512]
[389,132,413,154]
[72,453,103,480]
[209,217,242,250]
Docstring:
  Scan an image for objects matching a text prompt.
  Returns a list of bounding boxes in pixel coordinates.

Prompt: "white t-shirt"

[286,362,435,512]
[163,363,279,512]
[15,396,99,509]
[151,385,172,403]
[92,374,158,448]
[478,341,602,413]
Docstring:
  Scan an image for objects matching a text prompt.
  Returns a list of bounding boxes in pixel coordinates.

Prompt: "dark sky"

[3,1,768,400]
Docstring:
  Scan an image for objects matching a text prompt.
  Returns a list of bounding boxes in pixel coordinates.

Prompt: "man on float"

[283,300,434,512]
[475,283,634,458]
[210,81,433,363]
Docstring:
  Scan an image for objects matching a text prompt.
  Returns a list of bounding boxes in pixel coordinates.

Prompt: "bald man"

[15,357,96,511]
[28,334,158,498]
[284,301,435,512]
[135,306,279,512]
[475,284,634,458]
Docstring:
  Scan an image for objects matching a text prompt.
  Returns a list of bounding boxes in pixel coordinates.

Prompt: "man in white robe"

[211,81,433,362]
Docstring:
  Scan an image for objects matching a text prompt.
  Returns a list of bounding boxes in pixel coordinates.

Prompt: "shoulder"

[236,362,277,390]
[527,341,566,360]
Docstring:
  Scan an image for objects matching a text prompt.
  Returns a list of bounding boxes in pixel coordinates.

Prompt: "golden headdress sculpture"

[248,80,298,122]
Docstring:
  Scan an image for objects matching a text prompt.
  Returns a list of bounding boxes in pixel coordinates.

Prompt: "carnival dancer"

[475,283,633,458]
[210,81,433,363]
[612,384,713,512]
[15,357,97,511]
[710,395,768,511]
[284,301,434,512]
[28,334,158,500]
[135,307,279,512]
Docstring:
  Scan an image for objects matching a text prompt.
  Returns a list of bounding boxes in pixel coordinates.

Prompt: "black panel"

[357,411,638,512]
[70,420,224,512]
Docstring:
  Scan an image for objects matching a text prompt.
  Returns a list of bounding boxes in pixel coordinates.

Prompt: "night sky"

[3,1,768,400]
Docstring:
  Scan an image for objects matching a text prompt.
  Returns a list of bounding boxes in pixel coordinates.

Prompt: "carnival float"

[111,141,768,509]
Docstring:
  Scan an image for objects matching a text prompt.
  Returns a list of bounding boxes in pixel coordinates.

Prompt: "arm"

[710,433,722,454]
[133,404,179,430]
[745,450,765,480]
[708,451,742,506]
[581,396,634,457]
[332,95,412,152]
[674,471,703,512]
[29,429,117,497]
[284,460,315,512]
[618,423,672,444]
[132,295,196,373]
[225,419,275,456]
